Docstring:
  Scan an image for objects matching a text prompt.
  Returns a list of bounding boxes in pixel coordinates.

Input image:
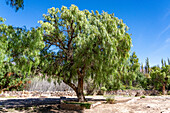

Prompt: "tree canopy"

[5,0,24,11]
[0,17,44,91]
[1,4,169,99]
[38,5,132,101]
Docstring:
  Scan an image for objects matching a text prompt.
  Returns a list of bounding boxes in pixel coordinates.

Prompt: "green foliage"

[150,61,170,91]
[140,95,145,98]
[168,58,170,65]
[145,57,150,74]
[0,17,44,91]
[0,72,28,91]
[105,74,125,90]
[106,95,115,104]
[141,63,144,73]
[121,52,140,88]
[105,52,144,90]
[101,87,107,91]
[168,91,170,95]
[134,71,148,89]
[127,52,140,87]
[5,0,24,11]
[1,2,169,96]
[38,5,132,101]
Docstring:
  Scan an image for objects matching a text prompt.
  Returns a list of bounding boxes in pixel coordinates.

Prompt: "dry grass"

[25,77,73,92]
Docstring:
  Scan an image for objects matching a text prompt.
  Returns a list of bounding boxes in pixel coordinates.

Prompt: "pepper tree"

[38,5,132,102]
[0,17,44,91]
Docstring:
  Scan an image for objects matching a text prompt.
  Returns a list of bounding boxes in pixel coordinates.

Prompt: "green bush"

[106,95,115,104]
[140,95,145,98]
[0,72,28,91]
[101,87,107,91]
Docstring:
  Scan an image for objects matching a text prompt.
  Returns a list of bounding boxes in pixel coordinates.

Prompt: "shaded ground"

[0,96,170,113]
[0,98,60,108]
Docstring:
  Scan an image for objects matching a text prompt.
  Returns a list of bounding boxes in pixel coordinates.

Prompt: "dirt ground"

[1,96,170,113]
[85,96,170,113]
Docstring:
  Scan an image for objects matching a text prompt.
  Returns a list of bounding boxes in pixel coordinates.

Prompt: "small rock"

[146,105,150,108]
[40,94,50,98]
[91,102,101,108]
[135,92,141,97]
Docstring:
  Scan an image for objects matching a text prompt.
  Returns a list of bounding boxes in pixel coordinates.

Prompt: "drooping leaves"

[39,5,132,86]
[0,17,45,91]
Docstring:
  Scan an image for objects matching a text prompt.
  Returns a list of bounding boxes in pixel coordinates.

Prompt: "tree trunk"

[162,77,168,95]
[162,83,165,95]
[76,76,86,102]
[63,77,86,102]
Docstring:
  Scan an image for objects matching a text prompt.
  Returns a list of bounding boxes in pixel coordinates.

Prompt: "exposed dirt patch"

[85,96,170,113]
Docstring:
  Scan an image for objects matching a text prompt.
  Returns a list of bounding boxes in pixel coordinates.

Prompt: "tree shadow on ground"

[1,105,84,113]
[0,97,106,113]
[0,98,60,108]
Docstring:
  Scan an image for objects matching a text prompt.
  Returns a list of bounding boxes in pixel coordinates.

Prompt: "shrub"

[0,72,28,91]
[140,95,145,98]
[167,91,170,95]
[106,95,115,104]
[101,87,107,91]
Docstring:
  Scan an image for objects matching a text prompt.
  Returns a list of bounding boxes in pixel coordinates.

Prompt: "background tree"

[145,57,150,78]
[122,52,140,88]
[0,17,44,91]
[150,59,170,94]
[141,63,144,73]
[106,52,147,90]
[38,5,132,101]
[129,52,140,86]
[161,58,166,67]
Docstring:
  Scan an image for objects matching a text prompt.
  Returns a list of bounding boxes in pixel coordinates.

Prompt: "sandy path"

[85,96,170,113]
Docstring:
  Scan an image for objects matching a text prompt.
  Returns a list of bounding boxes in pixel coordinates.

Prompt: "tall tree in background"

[126,52,140,87]
[130,52,140,72]
[168,58,170,65]
[161,58,165,67]
[38,5,132,101]
[150,61,170,95]
[145,57,150,74]
[141,63,144,73]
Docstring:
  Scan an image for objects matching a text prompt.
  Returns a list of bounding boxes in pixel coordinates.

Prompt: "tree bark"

[162,83,165,95]
[162,77,168,95]
[63,77,86,102]
[76,76,86,102]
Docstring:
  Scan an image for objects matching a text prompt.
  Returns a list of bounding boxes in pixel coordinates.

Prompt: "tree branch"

[63,80,77,91]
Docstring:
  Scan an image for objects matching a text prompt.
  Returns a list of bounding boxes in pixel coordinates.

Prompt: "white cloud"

[158,24,170,38]
[152,41,170,55]
[151,38,170,55]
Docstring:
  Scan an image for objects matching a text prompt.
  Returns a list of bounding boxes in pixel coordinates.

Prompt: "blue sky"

[0,0,170,66]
